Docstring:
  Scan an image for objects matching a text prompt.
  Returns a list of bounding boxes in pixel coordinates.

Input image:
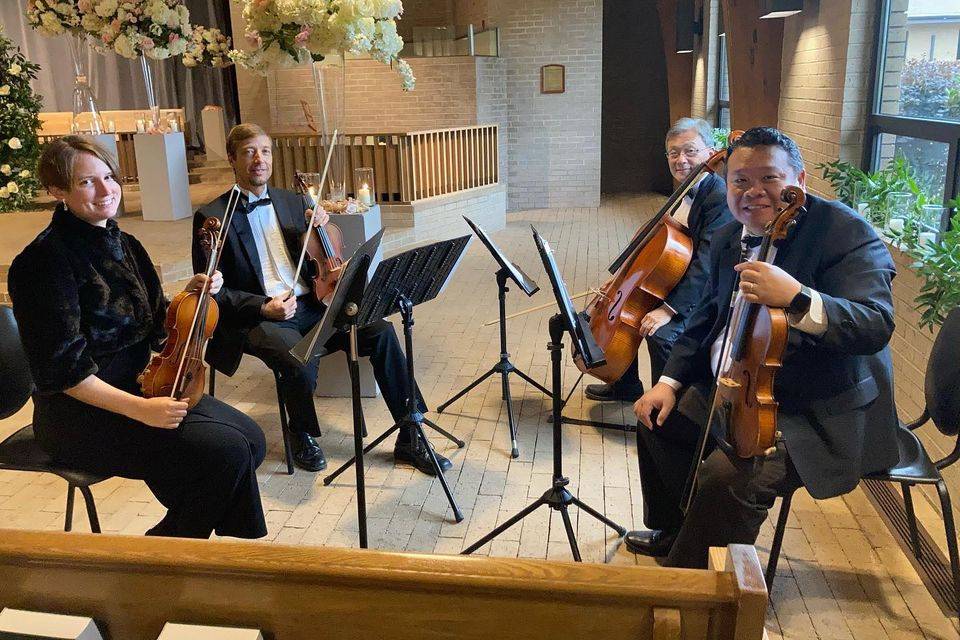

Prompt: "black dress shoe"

[624,529,676,557]
[585,382,645,402]
[394,438,452,476]
[290,432,327,472]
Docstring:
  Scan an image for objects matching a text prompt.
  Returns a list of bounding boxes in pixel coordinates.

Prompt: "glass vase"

[66,35,103,135]
[139,55,161,132]
[311,53,346,202]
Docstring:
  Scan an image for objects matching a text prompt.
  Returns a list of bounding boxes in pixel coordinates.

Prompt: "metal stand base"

[437,269,551,457]
[549,372,636,433]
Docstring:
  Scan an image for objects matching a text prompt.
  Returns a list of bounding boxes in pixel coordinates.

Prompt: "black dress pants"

[635,386,803,569]
[35,394,267,539]
[243,295,422,441]
[610,334,672,390]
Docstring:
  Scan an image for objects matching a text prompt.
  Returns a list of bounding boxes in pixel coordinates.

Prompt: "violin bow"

[289,130,339,299]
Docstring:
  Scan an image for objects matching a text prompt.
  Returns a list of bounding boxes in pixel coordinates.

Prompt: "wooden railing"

[271,124,499,205]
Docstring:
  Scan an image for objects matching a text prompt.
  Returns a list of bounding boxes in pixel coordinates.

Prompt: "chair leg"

[935,480,960,618]
[78,485,101,533]
[63,484,76,532]
[209,368,216,398]
[274,372,294,476]
[901,482,922,558]
[766,491,794,591]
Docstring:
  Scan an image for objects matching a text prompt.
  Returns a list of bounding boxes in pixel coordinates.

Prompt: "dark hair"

[226,123,270,158]
[728,127,805,175]
[38,135,120,191]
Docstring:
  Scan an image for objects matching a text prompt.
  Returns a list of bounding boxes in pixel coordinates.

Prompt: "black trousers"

[243,295,422,441]
[35,394,267,539]
[612,332,673,390]
[635,386,803,569]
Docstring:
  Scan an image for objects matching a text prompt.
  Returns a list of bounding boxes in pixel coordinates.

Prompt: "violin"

[680,185,806,513]
[138,187,242,408]
[574,131,743,383]
[293,171,345,302]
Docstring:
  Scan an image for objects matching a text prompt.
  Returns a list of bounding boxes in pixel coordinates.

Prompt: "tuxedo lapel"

[228,201,266,290]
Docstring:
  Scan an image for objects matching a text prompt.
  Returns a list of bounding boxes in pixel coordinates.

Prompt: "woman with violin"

[629,127,899,568]
[193,124,448,475]
[8,136,267,539]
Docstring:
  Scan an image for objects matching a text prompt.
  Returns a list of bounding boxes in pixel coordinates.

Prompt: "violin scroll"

[767,186,806,243]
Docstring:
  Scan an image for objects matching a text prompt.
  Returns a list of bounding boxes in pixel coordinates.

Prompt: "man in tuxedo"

[627,127,899,567]
[193,123,451,475]
[586,118,732,402]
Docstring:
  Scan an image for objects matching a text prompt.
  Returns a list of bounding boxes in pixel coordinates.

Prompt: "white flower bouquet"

[78,0,192,60]
[230,0,415,90]
[183,25,233,68]
[25,0,83,37]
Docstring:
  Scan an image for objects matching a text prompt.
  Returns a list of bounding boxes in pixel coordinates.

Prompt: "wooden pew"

[0,529,767,640]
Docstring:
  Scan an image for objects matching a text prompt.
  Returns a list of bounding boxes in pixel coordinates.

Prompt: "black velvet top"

[8,205,167,395]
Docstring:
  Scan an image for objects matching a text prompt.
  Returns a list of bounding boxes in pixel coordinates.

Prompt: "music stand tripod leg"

[347,323,368,548]
[323,425,399,486]
[422,417,465,447]
[436,366,497,414]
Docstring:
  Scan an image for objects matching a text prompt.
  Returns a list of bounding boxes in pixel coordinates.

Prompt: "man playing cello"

[628,127,899,567]
[587,118,732,403]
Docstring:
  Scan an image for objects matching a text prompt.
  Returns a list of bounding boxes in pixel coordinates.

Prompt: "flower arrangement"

[183,25,233,68]
[25,0,83,37]
[230,0,415,90]
[78,0,192,60]
[0,28,43,213]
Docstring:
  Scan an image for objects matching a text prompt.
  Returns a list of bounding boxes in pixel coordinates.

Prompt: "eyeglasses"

[665,147,705,160]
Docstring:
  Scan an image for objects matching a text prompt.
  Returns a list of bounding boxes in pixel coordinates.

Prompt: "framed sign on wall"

[540,64,565,94]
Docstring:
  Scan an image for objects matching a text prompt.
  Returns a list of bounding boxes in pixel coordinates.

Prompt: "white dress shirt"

[659,230,827,391]
[241,187,308,299]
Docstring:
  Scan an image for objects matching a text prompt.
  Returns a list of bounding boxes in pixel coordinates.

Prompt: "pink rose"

[295,28,311,45]
[141,38,154,50]
[168,33,179,42]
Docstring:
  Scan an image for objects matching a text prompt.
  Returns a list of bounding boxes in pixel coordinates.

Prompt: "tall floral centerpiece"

[231,0,414,200]
[79,0,192,130]
[25,0,104,134]
[182,26,233,69]
[0,27,43,213]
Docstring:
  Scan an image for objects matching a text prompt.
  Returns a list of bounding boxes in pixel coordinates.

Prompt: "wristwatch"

[787,285,812,316]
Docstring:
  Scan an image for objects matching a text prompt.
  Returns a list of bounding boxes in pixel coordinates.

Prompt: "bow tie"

[240,195,272,213]
[741,234,764,249]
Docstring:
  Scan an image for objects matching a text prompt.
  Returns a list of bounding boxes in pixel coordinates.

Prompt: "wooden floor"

[1,193,957,639]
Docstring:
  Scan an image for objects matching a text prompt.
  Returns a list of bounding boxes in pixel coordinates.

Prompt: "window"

[865,0,960,230]
[716,10,730,129]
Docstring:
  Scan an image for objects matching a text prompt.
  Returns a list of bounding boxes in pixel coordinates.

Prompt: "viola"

[138,187,241,408]
[574,131,743,383]
[294,171,345,302]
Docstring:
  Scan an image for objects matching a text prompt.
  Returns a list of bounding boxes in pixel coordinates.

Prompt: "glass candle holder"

[885,191,916,233]
[920,204,945,232]
[354,167,375,206]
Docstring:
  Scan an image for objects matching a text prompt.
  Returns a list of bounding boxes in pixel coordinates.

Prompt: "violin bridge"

[718,377,742,389]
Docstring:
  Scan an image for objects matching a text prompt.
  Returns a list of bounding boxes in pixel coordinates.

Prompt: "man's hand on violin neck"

[262,293,297,321]
[305,207,330,228]
[634,382,677,429]
[184,271,223,296]
[734,260,802,308]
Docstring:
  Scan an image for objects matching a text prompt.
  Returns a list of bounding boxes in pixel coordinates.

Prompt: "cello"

[138,186,243,408]
[574,131,743,382]
[680,185,806,512]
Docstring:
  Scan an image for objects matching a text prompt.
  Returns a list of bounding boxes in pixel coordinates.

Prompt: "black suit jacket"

[663,193,899,499]
[654,173,733,339]
[192,187,313,376]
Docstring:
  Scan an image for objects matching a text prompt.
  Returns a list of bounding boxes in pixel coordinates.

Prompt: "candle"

[107,120,116,133]
[920,231,936,248]
[357,183,373,206]
[135,119,145,133]
[857,203,868,217]
[888,218,904,233]
[169,118,180,132]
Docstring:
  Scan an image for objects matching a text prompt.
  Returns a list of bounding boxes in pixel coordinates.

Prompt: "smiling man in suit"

[627,127,899,568]
[193,123,451,475]
[586,118,733,403]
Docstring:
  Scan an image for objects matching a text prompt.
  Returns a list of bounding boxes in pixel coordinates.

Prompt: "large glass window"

[716,9,730,129]
[867,0,960,231]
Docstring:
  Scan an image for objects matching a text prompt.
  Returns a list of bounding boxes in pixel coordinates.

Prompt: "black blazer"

[663,173,733,322]
[192,187,313,376]
[663,193,899,499]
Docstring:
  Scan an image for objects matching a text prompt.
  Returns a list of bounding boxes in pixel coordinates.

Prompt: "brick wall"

[486,0,603,210]
[476,56,508,181]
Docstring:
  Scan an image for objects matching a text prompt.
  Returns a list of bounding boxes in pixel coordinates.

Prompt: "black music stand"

[462,226,626,561]
[436,217,551,458]
[291,230,383,548]
[322,235,473,524]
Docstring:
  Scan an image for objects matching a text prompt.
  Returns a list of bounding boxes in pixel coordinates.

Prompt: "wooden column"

[656,0,695,125]
[720,0,784,129]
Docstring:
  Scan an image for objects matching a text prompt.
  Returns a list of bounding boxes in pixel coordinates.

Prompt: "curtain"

[1,0,239,148]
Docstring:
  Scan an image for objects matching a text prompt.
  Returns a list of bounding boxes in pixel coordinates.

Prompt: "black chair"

[210,367,295,475]
[0,306,107,533]
[764,308,960,615]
